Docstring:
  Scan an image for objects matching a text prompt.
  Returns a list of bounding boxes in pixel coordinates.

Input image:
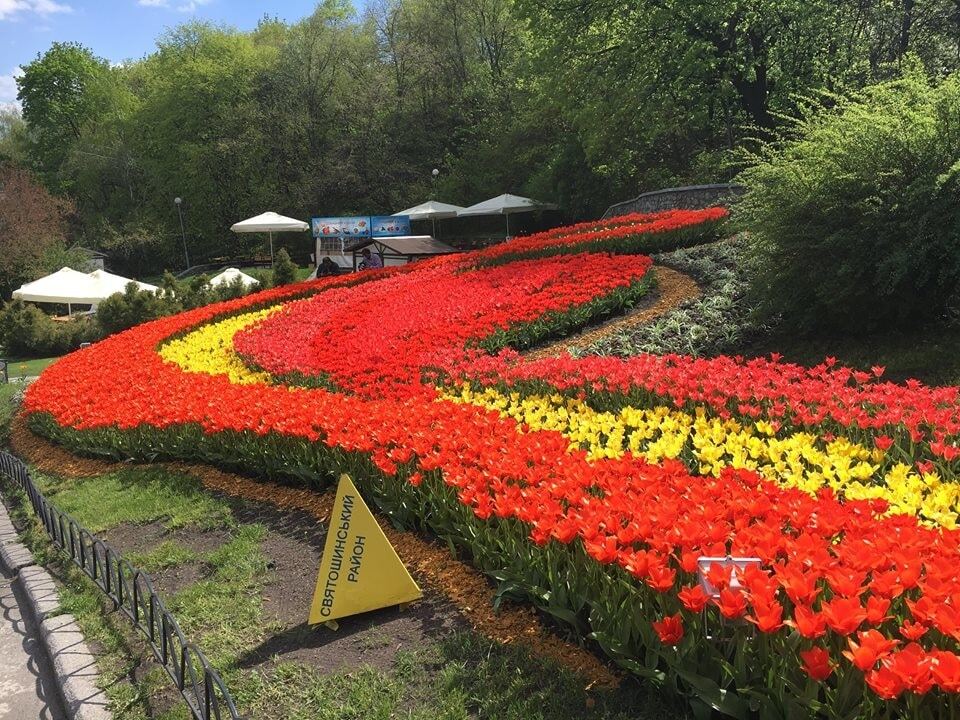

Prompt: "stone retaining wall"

[602,184,744,219]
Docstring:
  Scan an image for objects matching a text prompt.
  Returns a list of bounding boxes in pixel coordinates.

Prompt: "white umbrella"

[88,269,159,296]
[13,268,100,314]
[393,200,465,238]
[457,193,557,237]
[208,268,260,289]
[230,211,309,266]
[12,267,157,314]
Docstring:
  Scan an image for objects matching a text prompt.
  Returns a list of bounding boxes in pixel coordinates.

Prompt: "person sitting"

[316,256,341,277]
[358,248,383,270]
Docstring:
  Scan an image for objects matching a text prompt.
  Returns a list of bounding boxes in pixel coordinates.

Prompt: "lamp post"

[430,169,440,237]
[174,197,190,269]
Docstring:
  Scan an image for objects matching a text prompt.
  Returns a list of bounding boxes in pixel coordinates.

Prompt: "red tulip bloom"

[678,584,710,613]
[820,596,867,636]
[865,596,892,625]
[646,561,676,593]
[717,587,748,620]
[865,666,906,700]
[800,647,834,681]
[791,605,827,639]
[932,651,960,692]
[899,620,928,642]
[652,613,684,645]
[748,598,785,633]
[842,630,899,672]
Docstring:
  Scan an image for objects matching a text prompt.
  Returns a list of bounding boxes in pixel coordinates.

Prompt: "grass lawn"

[3,356,59,380]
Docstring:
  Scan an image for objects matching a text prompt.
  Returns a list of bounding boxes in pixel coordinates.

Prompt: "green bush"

[735,70,960,333]
[271,248,297,286]
[96,283,180,334]
[0,300,100,356]
[0,384,17,447]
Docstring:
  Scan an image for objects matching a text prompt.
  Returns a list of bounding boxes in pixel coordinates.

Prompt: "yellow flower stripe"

[156,305,960,529]
[444,384,960,529]
[158,307,283,385]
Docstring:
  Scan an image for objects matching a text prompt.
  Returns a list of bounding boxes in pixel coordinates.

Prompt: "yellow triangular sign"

[309,474,422,625]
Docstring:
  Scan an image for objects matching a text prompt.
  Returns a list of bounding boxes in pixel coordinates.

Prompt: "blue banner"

[311,217,370,238]
[312,215,412,238]
[371,216,411,237]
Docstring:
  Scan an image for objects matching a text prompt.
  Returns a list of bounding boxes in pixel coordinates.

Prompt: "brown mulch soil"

[11,416,620,688]
[99,521,229,598]
[524,265,699,361]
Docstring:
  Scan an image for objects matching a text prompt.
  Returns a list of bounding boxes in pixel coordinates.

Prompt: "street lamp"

[174,197,190,269]
[430,169,440,236]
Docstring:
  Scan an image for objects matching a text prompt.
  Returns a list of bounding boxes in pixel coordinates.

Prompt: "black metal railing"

[0,451,243,720]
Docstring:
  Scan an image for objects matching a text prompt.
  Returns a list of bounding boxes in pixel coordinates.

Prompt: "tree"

[17,43,110,189]
[0,108,28,163]
[0,162,76,297]
[271,248,297,286]
[512,0,960,196]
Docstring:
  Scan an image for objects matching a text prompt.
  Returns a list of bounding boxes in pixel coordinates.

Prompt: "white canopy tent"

[208,268,260,289]
[457,193,557,237]
[12,267,158,315]
[230,211,309,266]
[393,200,466,237]
[89,269,158,296]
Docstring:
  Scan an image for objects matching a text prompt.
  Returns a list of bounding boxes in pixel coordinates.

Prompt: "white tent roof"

[393,200,465,220]
[12,267,157,305]
[89,269,158,295]
[230,211,309,233]
[208,268,260,289]
[13,268,100,305]
[457,193,556,217]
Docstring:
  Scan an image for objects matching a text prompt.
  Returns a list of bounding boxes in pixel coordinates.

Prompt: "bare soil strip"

[524,266,699,361]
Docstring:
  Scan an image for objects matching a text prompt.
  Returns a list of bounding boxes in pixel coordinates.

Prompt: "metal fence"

[0,451,243,720]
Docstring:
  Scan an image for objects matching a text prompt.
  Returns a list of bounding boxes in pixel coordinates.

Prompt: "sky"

[0,0,364,110]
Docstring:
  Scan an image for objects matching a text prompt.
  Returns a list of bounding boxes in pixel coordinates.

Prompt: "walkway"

[0,566,66,719]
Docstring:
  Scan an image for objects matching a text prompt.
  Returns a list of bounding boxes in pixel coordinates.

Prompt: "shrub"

[0,300,99,356]
[96,283,179,334]
[735,70,960,334]
[271,248,297,286]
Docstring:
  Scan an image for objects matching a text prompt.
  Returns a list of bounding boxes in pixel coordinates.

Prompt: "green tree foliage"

[513,0,960,195]
[271,248,297,286]
[13,2,960,279]
[735,70,960,333]
[0,108,28,163]
[95,282,178,334]
[17,43,111,190]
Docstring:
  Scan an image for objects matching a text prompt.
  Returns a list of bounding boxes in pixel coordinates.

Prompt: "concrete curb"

[19,565,62,620]
[0,497,113,719]
[42,614,112,720]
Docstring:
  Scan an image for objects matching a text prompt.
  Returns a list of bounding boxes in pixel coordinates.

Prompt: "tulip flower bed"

[20,207,960,719]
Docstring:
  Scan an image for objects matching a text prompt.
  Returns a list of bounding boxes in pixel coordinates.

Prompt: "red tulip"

[652,614,684,645]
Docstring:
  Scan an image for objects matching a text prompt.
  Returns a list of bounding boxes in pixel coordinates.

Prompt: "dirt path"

[525,265,699,361]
